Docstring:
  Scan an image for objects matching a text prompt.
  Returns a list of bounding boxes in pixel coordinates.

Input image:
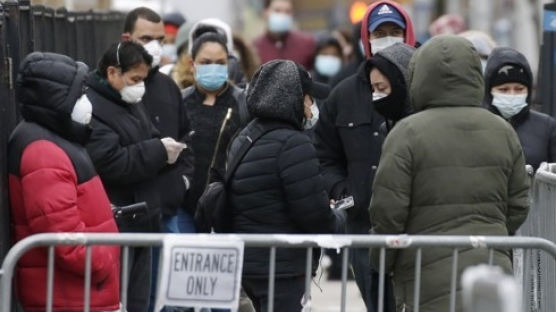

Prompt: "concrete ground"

[309,258,367,312]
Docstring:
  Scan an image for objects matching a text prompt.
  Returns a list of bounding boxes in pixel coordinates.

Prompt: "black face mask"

[372,90,407,122]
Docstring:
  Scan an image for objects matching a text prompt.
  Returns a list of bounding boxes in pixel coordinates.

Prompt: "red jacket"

[8,122,120,312]
[361,0,416,59]
[253,30,316,70]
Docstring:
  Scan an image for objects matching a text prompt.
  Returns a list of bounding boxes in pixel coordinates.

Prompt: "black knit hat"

[490,64,530,88]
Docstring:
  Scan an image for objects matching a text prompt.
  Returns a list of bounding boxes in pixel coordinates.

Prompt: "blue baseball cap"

[368,4,406,32]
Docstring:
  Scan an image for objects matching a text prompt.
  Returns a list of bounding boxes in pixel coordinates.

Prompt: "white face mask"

[71,94,93,125]
[120,81,146,104]
[143,40,162,67]
[491,92,528,119]
[373,92,389,102]
[370,36,404,55]
[303,101,320,130]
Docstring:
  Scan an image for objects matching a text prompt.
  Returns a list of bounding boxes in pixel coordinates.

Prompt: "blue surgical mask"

[195,64,228,92]
[268,13,293,34]
[315,55,342,77]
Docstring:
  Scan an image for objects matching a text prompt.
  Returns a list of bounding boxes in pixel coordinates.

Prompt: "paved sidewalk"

[310,264,367,312]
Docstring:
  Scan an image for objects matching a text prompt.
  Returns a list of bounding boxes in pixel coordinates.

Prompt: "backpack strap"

[224,121,282,183]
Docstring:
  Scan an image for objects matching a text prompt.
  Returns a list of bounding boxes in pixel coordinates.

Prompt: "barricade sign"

[155,235,244,311]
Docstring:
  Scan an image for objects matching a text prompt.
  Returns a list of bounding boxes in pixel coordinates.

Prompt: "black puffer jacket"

[229,60,344,277]
[85,72,168,233]
[315,62,385,221]
[484,47,556,170]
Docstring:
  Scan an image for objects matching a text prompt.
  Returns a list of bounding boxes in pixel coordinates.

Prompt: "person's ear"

[106,66,120,85]
[121,33,131,42]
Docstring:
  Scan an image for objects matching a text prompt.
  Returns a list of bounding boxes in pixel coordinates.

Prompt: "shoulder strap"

[224,122,282,183]
[232,86,250,126]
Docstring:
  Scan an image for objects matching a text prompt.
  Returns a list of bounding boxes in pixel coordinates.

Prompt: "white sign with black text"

[155,235,244,311]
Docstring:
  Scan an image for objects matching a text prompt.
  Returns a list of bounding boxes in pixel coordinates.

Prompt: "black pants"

[242,276,305,312]
[347,220,395,312]
[124,247,152,312]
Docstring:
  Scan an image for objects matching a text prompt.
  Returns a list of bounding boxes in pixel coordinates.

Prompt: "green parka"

[369,35,530,312]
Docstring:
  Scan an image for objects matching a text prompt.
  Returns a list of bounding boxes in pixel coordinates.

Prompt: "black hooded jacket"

[228,60,344,278]
[484,47,556,170]
[85,72,168,232]
[315,62,385,222]
[142,68,195,217]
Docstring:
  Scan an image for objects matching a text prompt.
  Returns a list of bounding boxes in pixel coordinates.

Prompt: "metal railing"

[1,233,555,312]
[514,163,556,312]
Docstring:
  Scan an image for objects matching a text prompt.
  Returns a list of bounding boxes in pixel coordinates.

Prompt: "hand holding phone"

[332,196,354,211]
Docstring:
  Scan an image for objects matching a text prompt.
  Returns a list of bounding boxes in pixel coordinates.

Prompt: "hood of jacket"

[361,0,416,59]
[188,18,234,56]
[483,47,533,106]
[409,35,484,112]
[373,42,415,88]
[368,43,416,121]
[17,52,90,143]
[247,60,304,129]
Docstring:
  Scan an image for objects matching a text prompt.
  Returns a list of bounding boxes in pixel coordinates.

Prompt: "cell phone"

[334,196,354,211]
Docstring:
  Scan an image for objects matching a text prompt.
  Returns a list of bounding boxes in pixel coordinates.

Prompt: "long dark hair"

[191,33,229,60]
[98,41,152,78]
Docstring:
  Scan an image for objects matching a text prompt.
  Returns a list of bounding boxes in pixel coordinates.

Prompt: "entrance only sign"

[155,235,245,311]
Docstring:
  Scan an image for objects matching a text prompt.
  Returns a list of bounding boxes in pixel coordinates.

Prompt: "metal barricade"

[515,163,556,312]
[1,233,555,312]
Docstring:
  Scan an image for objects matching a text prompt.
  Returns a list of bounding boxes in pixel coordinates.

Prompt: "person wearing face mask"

[121,8,195,235]
[9,52,120,312]
[227,60,345,312]
[85,41,184,312]
[183,33,250,232]
[314,2,414,311]
[188,19,247,87]
[368,42,416,132]
[362,1,416,57]
[253,0,316,70]
[312,35,344,85]
[484,47,556,170]
[303,73,329,140]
